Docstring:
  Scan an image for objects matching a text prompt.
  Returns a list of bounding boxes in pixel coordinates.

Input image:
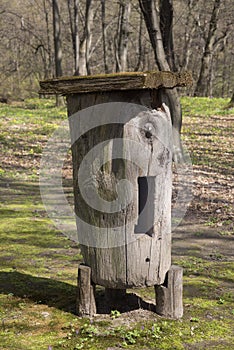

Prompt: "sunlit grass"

[0,97,233,349]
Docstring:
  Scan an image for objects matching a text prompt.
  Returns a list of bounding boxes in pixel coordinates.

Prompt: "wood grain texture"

[68,90,172,288]
[77,264,96,316]
[155,265,183,318]
[39,71,192,95]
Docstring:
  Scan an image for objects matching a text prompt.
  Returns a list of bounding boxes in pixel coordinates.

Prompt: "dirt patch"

[172,216,234,261]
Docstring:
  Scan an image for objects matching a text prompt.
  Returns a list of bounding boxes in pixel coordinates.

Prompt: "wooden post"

[77,264,96,317]
[155,265,183,319]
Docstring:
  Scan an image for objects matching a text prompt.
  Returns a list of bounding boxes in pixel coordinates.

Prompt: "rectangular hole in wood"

[135,176,156,235]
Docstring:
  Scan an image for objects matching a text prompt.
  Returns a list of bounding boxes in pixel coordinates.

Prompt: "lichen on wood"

[39,70,192,95]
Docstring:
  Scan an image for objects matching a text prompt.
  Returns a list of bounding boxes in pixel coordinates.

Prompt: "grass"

[0,96,233,349]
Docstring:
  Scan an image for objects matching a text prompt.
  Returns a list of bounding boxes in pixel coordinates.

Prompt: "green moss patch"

[0,97,233,349]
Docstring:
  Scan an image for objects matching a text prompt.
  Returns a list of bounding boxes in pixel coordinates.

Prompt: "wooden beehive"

[71,103,172,289]
[40,71,191,317]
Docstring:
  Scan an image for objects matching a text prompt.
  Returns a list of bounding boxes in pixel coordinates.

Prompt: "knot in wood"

[144,122,154,139]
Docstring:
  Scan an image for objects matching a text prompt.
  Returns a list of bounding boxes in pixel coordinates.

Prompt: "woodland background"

[0,0,233,101]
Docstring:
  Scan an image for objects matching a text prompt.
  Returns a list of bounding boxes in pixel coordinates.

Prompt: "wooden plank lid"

[39,71,192,95]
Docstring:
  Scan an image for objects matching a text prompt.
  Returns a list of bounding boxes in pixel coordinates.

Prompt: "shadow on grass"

[0,271,77,314]
[0,177,73,202]
[0,178,41,201]
[0,271,156,315]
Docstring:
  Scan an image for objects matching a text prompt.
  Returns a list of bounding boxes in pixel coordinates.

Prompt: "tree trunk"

[134,12,144,71]
[230,92,234,104]
[226,91,234,108]
[52,0,63,106]
[74,0,79,74]
[181,0,196,72]
[194,0,221,96]
[85,0,93,75]
[139,0,183,162]
[101,0,108,73]
[159,0,176,71]
[67,0,79,74]
[43,0,53,78]
[79,0,94,76]
[115,1,131,72]
[52,0,62,77]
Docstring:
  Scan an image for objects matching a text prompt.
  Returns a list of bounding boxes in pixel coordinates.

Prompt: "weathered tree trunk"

[39,71,191,318]
[67,90,172,288]
[115,1,131,72]
[139,0,183,162]
[194,0,221,96]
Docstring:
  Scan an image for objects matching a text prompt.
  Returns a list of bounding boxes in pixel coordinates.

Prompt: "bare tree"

[139,0,183,161]
[159,0,176,71]
[115,0,131,72]
[101,0,108,73]
[220,31,233,97]
[52,0,63,77]
[79,0,94,75]
[73,0,79,74]
[0,0,233,100]
[42,0,53,78]
[134,11,144,71]
[52,0,64,106]
[194,0,221,96]
[179,0,197,72]
[67,0,79,74]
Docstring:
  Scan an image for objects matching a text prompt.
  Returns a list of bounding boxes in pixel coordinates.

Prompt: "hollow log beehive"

[40,71,191,317]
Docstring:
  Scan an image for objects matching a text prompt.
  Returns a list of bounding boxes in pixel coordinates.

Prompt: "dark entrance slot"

[138,177,148,216]
[135,176,156,235]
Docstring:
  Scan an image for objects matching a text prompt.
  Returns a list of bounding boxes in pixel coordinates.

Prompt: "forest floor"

[0,97,233,350]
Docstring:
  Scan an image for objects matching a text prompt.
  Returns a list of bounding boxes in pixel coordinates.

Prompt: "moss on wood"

[39,71,193,95]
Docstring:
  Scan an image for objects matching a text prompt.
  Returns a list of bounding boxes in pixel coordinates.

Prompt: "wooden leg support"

[155,265,183,319]
[76,264,96,317]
